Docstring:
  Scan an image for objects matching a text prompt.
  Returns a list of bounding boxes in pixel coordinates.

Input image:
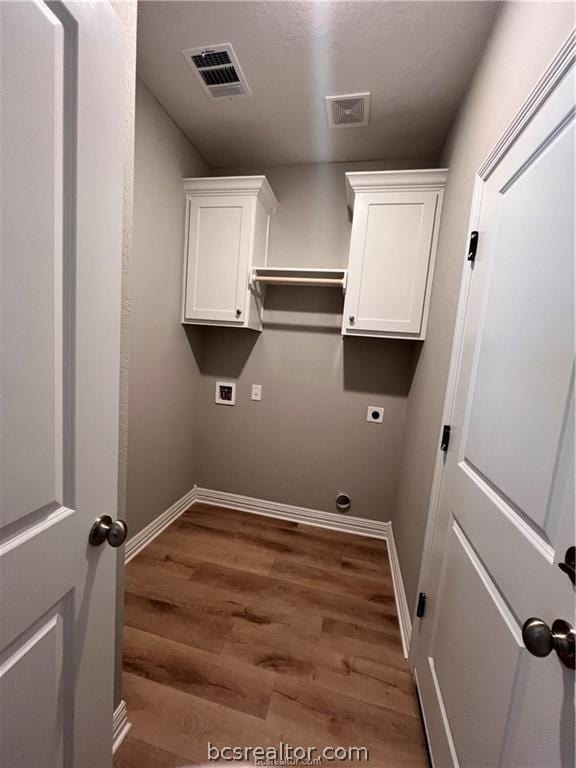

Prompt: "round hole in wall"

[371,410,380,420]
[335,493,351,514]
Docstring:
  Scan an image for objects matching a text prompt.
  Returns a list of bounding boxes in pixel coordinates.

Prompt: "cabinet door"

[344,190,439,335]
[184,195,252,323]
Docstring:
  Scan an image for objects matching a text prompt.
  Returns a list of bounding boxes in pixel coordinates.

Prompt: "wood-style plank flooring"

[115,504,428,767]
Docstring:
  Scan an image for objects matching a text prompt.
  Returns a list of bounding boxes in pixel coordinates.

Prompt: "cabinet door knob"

[349,316,355,325]
[235,309,242,317]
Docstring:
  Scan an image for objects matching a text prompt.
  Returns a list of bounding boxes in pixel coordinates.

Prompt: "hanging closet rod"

[253,276,344,286]
[251,267,348,291]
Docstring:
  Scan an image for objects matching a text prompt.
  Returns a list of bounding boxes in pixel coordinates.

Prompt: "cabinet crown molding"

[345,168,449,210]
[182,175,278,214]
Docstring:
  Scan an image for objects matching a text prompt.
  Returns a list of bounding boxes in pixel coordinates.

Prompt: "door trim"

[408,177,483,666]
[479,29,576,180]
[408,26,576,667]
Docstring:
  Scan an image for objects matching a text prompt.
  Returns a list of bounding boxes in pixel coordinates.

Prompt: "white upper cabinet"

[343,169,447,339]
[182,176,278,329]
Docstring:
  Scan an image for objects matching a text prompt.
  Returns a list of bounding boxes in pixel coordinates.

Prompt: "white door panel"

[431,520,522,768]
[0,0,64,528]
[449,462,559,619]
[0,2,125,766]
[499,651,574,768]
[464,124,574,532]
[416,41,575,768]
[0,604,68,768]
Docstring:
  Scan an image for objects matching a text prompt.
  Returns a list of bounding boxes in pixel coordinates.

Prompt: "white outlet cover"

[215,381,236,405]
[367,406,384,423]
[251,384,262,401]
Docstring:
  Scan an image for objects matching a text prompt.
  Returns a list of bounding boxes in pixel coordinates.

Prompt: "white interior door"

[184,195,252,323]
[1,2,125,766]
[414,44,575,768]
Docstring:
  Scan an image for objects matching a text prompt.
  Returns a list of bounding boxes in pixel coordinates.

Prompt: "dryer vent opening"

[335,493,352,513]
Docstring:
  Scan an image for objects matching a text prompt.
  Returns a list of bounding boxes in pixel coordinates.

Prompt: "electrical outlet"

[251,384,262,401]
[367,406,384,423]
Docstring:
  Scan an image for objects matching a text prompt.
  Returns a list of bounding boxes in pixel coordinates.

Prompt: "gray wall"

[126,79,209,538]
[390,2,575,615]
[195,161,430,521]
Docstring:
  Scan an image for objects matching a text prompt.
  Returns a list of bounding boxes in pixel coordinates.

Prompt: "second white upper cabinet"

[182,176,278,329]
[343,169,448,340]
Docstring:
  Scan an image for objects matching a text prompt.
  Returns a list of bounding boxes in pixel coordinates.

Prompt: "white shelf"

[251,267,348,290]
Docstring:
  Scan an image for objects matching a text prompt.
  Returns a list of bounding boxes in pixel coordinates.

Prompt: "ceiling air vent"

[325,93,370,128]
[182,43,251,99]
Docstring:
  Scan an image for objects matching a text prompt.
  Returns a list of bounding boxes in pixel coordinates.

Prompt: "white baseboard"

[112,699,131,754]
[385,522,412,658]
[193,486,390,539]
[124,487,197,563]
[123,485,410,658]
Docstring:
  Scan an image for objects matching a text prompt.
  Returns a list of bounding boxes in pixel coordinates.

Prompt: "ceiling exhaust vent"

[182,43,251,99]
[325,93,370,128]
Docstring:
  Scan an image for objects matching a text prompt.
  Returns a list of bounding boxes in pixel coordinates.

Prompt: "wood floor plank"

[341,555,389,576]
[190,502,300,530]
[121,672,285,765]
[186,506,388,561]
[223,619,416,717]
[270,557,395,603]
[129,552,396,631]
[315,654,418,717]
[175,511,389,573]
[114,735,190,768]
[261,578,398,629]
[186,558,272,595]
[123,625,274,719]
[118,505,428,768]
[125,561,279,625]
[321,616,406,663]
[123,591,233,654]
[189,555,394,614]
[128,543,198,580]
[269,676,428,768]
[295,521,389,550]
[125,574,297,634]
[157,525,277,576]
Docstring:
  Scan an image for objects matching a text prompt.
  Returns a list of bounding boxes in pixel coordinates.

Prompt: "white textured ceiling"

[137,1,498,168]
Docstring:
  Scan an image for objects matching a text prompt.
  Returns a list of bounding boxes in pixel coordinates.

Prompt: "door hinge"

[440,424,451,452]
[416,592,427,618]
[467,230,479,263]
